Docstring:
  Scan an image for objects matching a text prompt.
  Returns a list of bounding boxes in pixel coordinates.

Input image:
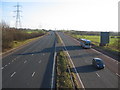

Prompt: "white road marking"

[70,35,119,64]
[51,52,56,89]
[16,57,18,59]
[65,50,85,89]
[57,33,85,89]
[38,60,41,63]
[116,73,120,77]
[91,49,119,63]
[14,58,16,61]
[1,67,4,69]
[24,60,27,64]
[5,65,7,67]
[9,63,10,64]
[11,72,16,77]
[96,73,100,77]
[51,37,57,89]
[113,60,116,62]
[32,72,35,77]
[32,54,34,56]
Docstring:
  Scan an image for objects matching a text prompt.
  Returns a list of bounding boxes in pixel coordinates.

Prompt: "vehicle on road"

[92,58,105,69]
[80,39,91,48]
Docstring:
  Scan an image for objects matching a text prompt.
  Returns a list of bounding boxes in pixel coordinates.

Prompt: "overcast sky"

[1,0,119,32]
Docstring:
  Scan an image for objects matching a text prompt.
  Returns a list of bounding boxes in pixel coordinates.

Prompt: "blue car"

[92,58,105,69]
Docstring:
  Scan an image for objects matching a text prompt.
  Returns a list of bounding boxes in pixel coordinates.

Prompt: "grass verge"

[55,32,62,44]
[56,32,82,89]
[67,33,120,53]
[3,33,47,53]
[56,50,82,89]
[56,50,73,88]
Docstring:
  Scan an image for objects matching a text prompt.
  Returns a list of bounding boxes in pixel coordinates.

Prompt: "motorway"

[2,31,56,88]
[57,32,119,88]
[2,31,119,89]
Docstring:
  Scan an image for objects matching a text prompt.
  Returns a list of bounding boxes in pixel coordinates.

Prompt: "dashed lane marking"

[24,60,27,64]
[116,73,120,77]
[38,60,41,63]
[11,72,16,77]
[12,60,14,62]
[96,73,100,77]
[1,67,4,70]
[32,72,35,77]
[5,65,7,67]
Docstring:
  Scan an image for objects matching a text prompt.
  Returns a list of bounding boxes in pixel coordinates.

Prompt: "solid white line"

[51,45,56,89]
[11,72,16,77]
[32,72,35,77]
[68,35,119,64]
[65,51,85,88]
[96,73,100,77]
[57,33,85,89]
[91,49,118,63]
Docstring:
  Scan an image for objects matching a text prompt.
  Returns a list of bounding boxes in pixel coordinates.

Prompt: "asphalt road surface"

[57,32,119,88]
[2,31,119,89]
[2,31,56,88]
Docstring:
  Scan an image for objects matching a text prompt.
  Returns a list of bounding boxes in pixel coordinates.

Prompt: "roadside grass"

[56,32,81,89]
[56,51,73,88]
[55,32,62,44]
[2,28,47,52]
[26,30,45,34]
[3,34,46,53]
[70,34,120,52]
[13,36,42,49]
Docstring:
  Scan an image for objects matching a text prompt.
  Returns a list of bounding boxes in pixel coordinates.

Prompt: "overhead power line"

[13,2,22,29]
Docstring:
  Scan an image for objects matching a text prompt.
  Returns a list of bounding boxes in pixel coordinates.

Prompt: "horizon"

[1,0,119,32]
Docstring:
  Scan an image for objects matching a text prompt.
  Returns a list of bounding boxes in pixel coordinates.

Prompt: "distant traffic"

[80,39,91,49]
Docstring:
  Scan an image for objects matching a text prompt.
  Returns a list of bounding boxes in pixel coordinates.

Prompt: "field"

[70,34,120,52]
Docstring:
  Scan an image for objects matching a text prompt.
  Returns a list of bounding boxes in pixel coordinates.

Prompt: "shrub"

[2,27,46,52]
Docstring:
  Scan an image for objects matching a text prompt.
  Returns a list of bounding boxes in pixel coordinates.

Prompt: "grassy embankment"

[69,34,120,52]
[56,51,73,88]
[2,28,47,52]
[56,33,81,89]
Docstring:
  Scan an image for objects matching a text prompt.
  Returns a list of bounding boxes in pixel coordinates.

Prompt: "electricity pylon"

[14,2,22,29]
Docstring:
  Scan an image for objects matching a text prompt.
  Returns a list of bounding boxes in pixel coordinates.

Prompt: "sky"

[1,0,119,32]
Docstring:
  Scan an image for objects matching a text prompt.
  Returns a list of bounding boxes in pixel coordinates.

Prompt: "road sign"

[100,32,109,46]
